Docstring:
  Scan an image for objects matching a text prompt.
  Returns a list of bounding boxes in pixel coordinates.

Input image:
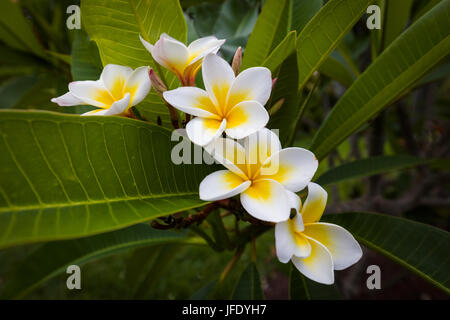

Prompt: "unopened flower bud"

[149,68,167,96]
[232,46,242,76]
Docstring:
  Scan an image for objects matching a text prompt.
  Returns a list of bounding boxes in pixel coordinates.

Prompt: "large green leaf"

[262,31,296,74]
[81,0,187,127]
[232,262,264,299]
[267,53,299,146]
[241,0,290,69]
[379,0,414,50]
[290,0,323,34]
[71,30,102,81]
[186,0,259,60]
[289,266,342,300]
[296,0,374,90]
[0,111,212,249]
[318,55,355,87]
[0,224,204,299]
[315,155,428,186]
[310,0,450,160]
[323,212,450,293]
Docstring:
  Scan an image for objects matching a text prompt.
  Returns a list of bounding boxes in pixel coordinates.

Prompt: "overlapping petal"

[240,179,291,222]
[260,148,318,192]
[291,236,335,285]
[199,170,250,201]
[303,223,362,270]
[301,183,328,224]
[163,87,220,118]
[202,54,235,109]
[186,117,227,146]
[204,137,248,179]
[227,67,272,111]
[100,64,133,100]
[225,101,269,139]
[124,66,151,106]
[68,80,114,108]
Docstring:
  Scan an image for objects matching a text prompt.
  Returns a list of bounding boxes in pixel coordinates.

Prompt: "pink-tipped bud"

[149,69,167,96]
[232,47,242,76]
[272,77,278,89]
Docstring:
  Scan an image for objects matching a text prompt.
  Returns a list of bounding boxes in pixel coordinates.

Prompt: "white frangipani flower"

[163,54,272,146]
[199,129,318,223]
[140,33,225,86]
[275,183,362,284]
[51,64,151,116]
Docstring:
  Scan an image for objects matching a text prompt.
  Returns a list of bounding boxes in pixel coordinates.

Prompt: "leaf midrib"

[0,191,199,214]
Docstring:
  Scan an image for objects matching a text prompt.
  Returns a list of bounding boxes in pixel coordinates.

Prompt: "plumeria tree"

[0,0,449,299]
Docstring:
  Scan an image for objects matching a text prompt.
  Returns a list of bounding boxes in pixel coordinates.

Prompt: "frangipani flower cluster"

[51,33,362,285]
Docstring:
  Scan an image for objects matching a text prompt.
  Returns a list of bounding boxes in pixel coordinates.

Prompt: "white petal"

[69,80,115,108]
[202,53,235,108]
[104,92,131,115]
[100,64,133,100]
[163,87,220,118]
[227,67,272,109]
[275,220,296,263]
[139,35,154,53]
[292,236,334,285]
[224,101,269,139]
[301,182,328,224]
[186,117,226,146]
[124,66,151,106]
[187,36,226,65]
[303,223,362,270]
[242,128,281,178]
[81,109,109,116]
[199,170,250,201]
[260,147,318,192]
[51,92,84,106]
[155,34,189,75]
[275,215,310,263]
[240,179,291,223]
[286,190,301,213]
[204,137,248,179]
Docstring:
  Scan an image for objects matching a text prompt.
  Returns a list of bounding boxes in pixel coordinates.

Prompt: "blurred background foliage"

[0,0,448,299]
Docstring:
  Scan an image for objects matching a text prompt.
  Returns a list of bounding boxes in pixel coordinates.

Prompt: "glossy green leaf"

[310,1,450,160]
[0,224,204,299]
[0,111,212,249]
[289,266,342,300]
[71,30,102,81]
[262,31,296,74]
[323,212,450,293]
[318,56,355,87]
[241,0,290,69]
[232,262,264,300]
[186,0,259,61]
[267,53,299,146]
[290,0,323,34]
[296,0,374,90]
[82,0,187,127]
[380,0,414,50]
[315,155,428,186]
